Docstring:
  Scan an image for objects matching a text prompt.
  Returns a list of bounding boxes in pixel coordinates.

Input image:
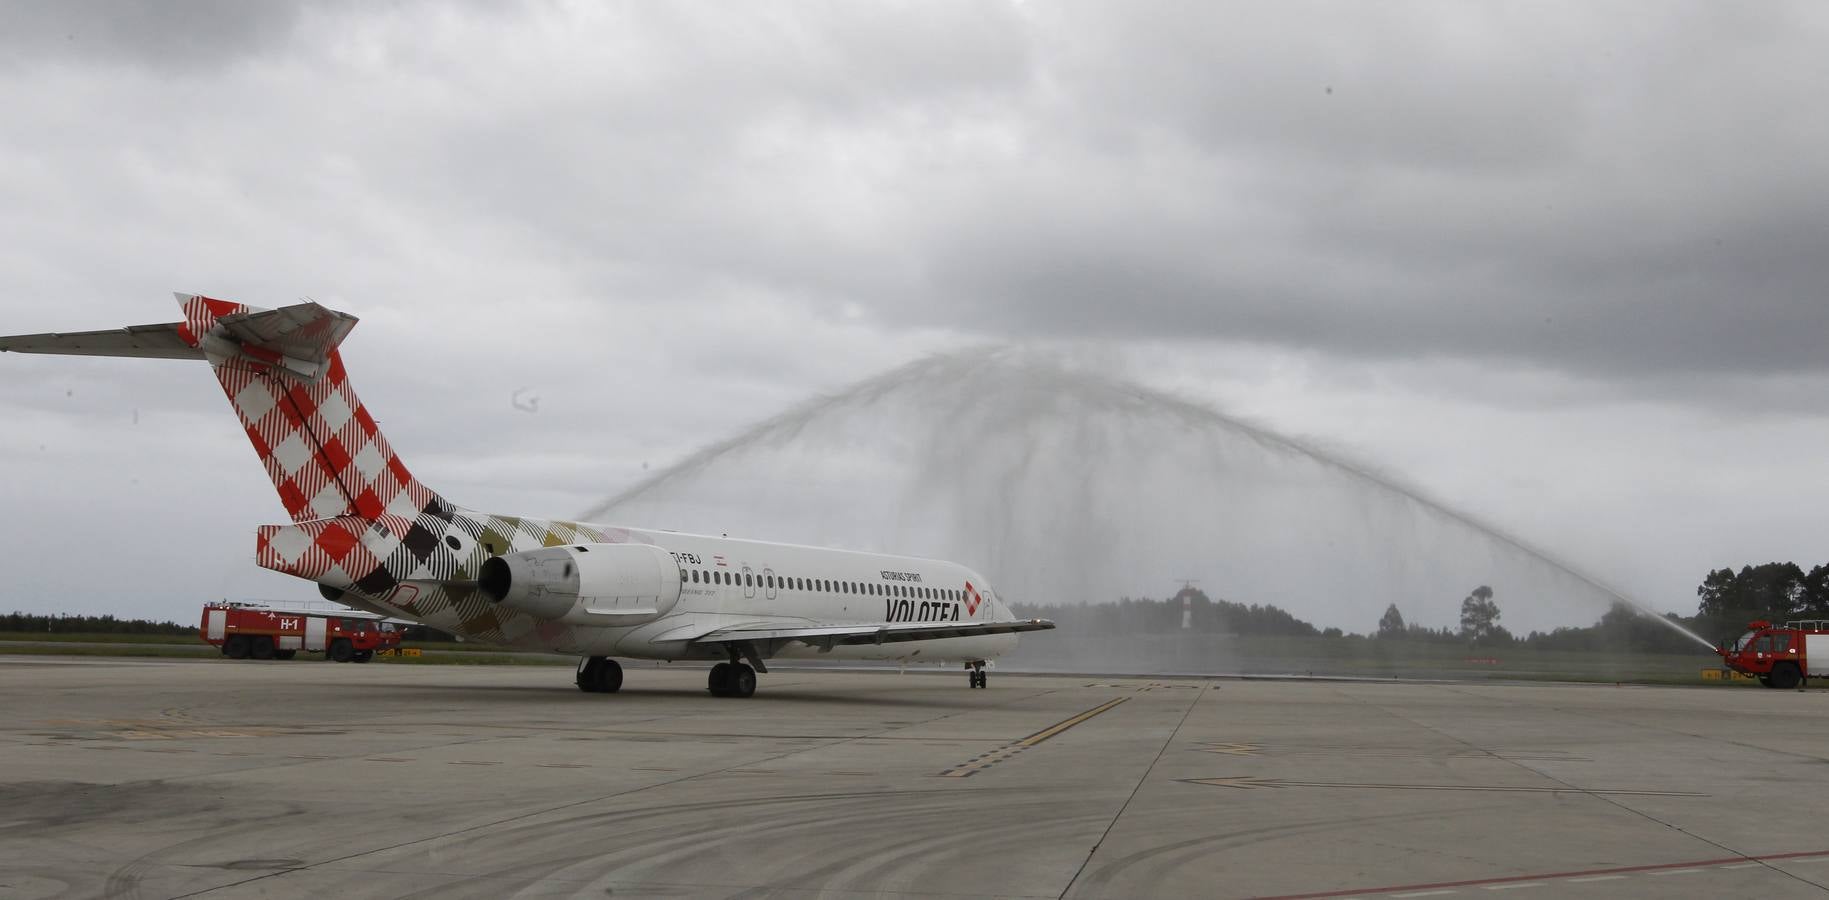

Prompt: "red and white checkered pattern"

[175,295,439,528]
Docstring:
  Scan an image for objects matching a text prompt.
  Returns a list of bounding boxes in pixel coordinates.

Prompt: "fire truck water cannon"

[477,542,683,626]
[1717,619,1829,689]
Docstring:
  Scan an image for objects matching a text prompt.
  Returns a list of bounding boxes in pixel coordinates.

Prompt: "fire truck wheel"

[329,639,354,663]
[1771,663,1801,690]
[224,635,250,659]
[274,649,297,660]
[1759,675,1773,688]
[354,650,374,663]
[250,637,275,660]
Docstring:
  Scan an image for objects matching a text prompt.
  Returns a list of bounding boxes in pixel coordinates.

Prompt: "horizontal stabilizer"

[0,322,202,359]
[692,618,1055,648]
[208,301,358,376]
[0,299,358,381]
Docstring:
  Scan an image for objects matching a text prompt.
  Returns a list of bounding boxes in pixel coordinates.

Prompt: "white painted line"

[1647,868,1704,876]
[1720,863,1763,869]
[1565,875,1626,883]
[1482,883,1544,891]
[1782,857,1829,865]
[1392,892,1458,898]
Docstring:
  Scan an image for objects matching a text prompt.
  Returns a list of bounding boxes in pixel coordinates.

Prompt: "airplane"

[0,295,1054,697]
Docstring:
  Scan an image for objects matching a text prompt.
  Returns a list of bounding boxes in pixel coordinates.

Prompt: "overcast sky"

[2,1,1825,636]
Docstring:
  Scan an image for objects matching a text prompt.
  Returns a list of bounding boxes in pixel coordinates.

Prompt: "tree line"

[1,612,198,635]
[1013,560,1829,656]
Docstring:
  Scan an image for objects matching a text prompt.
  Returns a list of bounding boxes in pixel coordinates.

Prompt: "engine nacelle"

[477,543,682,626]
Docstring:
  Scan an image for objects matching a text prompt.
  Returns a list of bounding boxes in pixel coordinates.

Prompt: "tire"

[730,664,757,698]
[250,637,275,660]
[708,662,733,696]
[274,649,297,660]
[577,657,602,692]
[1759,675,1773,688]
[329,638,354,663]
[354,650,374,663]
[224,635,250,659]
[1771,663,1802,690]
[598,658,623,693]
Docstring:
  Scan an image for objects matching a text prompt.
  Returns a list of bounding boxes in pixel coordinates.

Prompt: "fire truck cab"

[1718,620,1829,689]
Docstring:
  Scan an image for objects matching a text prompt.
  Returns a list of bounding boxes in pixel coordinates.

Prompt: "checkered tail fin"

[171,294,447,525]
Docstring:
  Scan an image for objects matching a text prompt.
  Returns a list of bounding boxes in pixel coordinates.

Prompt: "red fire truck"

[1718,620,1829,689]
[200,602,402,663]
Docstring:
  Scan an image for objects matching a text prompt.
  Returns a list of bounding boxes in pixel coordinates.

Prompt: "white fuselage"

[336,516,1024,665]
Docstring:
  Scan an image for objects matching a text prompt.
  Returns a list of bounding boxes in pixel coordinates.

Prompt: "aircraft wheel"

[329,638,354,663]
[708,662,733,696]
[578,657,623,693]
[730,663,757,698]
[598,658,623,693]
[577,657,602,692]
[224,635,250,659]
[250,637,275,660]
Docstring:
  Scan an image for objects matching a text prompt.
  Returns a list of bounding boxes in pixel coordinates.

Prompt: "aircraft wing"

[690,618,1055,648]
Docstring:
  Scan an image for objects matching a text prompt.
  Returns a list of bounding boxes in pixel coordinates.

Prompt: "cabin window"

[690,570,699,583]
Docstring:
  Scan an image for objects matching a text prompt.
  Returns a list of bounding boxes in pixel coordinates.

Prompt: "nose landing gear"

[967,661,987,689]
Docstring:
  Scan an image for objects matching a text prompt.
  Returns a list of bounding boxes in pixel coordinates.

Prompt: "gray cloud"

[0,0,308,68]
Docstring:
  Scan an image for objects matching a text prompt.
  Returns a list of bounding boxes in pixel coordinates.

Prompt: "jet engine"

[477,543,682,626]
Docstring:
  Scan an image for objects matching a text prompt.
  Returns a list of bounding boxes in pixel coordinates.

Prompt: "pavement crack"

[1056,681,1209,899]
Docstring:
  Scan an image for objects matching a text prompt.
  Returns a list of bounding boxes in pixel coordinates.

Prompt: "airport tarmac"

[3,658,1828,899]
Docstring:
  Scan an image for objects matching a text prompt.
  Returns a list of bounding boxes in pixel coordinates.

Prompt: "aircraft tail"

[0,294,446,526]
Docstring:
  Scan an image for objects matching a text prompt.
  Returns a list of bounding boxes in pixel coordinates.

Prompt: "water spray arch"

[585,348,1704,646]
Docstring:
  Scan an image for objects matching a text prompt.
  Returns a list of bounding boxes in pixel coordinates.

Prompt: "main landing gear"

[708,643,767,698]
[708,662,757,698]
[577,656,624,693]
[967,661,988,689]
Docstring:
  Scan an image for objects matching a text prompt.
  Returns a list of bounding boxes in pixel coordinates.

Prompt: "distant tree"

[1694,562,1809,637]
[1321,627,1344,639]
[1459,586,1501,642]
[1803,565,1829,619]
[1377,604,1406,638]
